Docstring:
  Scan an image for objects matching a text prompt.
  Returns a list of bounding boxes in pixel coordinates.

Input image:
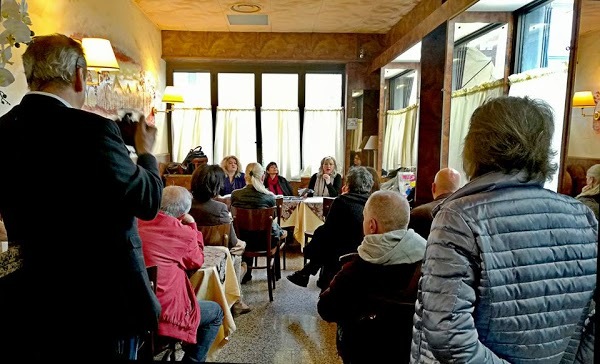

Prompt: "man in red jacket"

[139,186,223,362]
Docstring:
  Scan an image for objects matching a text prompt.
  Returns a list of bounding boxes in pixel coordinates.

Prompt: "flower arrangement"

[0,0,33,88]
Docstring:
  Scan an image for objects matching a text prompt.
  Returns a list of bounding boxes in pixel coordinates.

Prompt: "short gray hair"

[346,166,374,194]
[587,164,600,180]
[160,186,192,218]
[365,190,410,232]
[22,33,86,91]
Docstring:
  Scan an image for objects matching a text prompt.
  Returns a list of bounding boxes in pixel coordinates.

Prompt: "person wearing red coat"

[139,186,223,362]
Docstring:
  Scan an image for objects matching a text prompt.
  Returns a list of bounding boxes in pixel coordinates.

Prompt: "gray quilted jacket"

[410,171,597,364]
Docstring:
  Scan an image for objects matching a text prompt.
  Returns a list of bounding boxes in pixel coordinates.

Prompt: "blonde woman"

[231,162,286,283]
[220,155,246,195]
[308,156,342,197]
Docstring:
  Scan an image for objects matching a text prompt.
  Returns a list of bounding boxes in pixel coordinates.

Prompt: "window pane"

[218,73,254,107]
[174,72,211,107]
[519,0,573,72]
[390,70,417,109]
[262,74,298,108]
[305,74,342,108]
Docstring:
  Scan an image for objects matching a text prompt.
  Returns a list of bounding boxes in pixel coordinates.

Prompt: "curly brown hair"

[462,96,557,182]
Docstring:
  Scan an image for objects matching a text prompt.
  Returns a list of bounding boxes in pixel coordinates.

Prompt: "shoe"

[241,273,252,284]
[231,301,252,317]
[287,271,309,287]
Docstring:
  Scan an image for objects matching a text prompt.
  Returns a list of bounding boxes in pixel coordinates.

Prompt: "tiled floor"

[212,249,341,364]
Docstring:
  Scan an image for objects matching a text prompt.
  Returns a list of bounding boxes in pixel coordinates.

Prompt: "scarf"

[577,183,600,199]
[357,229,426,266]
[267,175,283,195]
[314,173,336,197]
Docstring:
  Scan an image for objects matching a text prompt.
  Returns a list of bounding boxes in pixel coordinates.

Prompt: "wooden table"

[279,197,326,248]
[188,246,240,361]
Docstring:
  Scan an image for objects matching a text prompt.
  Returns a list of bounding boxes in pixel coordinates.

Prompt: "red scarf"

[267,175,284,195]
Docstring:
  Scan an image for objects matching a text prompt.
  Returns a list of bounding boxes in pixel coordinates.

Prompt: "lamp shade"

[363,135,378,150]
[572,91,596,108]
[82,38,120,71]
[161,86,185,103]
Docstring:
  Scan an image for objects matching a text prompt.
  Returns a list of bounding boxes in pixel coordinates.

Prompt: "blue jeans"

[182,300,224,362]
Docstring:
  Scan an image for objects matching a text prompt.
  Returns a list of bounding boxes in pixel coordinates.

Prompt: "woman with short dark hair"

[264,161,294,196]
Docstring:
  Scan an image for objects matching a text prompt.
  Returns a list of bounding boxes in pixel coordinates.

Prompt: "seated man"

[138,186,224,362]
[317,190,426,364]
[287,166,374,290]
[408,167,461,240]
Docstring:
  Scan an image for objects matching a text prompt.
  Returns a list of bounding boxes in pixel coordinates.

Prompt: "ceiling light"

[231,3,262,13]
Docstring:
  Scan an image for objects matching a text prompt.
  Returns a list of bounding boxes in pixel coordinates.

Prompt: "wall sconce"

[82,38,120,86]
[572,91,599,120]
[152,86,185,114]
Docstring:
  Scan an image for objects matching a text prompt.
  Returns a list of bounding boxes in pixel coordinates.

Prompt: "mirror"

[347,89,379,170]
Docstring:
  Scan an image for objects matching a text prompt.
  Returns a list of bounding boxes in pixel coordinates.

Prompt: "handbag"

[182,146,208,173]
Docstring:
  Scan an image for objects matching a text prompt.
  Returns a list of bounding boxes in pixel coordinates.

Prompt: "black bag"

[182,146,208,174]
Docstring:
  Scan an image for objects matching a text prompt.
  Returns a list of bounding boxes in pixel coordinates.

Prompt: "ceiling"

[132,0,422,33]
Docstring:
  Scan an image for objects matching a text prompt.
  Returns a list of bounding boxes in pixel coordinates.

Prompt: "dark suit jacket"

[0,94,162,357]
[408,193,452,240]
[189,198,238,248]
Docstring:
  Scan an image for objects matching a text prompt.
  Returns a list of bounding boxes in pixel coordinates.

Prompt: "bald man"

[408,167,461,239]
[318,190,426,363]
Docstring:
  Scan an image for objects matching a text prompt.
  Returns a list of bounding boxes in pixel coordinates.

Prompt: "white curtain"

[302,108,344,176]
[448,79,505,185]
[382,104,418,172]
[348,118,363,152]
[508,64,568,192]
[214,107,257,168]
[261,108,301,179]
[171,108,214,163]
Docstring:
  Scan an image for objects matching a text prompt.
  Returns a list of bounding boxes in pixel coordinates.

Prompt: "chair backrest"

[275,196,284,226]
[231,206,277,253]
[198,223,230,247]
[323,197,335,220]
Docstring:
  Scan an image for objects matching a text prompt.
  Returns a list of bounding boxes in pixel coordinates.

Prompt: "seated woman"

[576,163,600,220]
[263,161,294,196]
[231,162,286,283]
[308,156,342,197]
[189,164,252,316]
[220,155,246,195]
[349,150,362,170]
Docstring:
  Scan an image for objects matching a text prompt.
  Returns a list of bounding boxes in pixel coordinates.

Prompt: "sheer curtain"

[214,107,257,167]
[261,108,301,179]
[508,64,568,192]
[448,79,505,185]
[382,104,418,172]
[348,118,363,152]
[302,108,345,175]
[171,108,213,163]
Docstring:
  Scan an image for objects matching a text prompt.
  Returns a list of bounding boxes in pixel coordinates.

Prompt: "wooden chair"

[231,206,279,301]
[303,197,335,264]
[275,196,291,270]
[139,265,180,361]
[198,223,231,247]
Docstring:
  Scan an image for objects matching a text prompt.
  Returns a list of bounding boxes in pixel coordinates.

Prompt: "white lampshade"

[363,135,378,150]
[82,38,120,71]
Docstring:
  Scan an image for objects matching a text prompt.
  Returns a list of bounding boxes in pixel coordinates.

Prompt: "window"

[303,73,345,176]
[261,74,301,179]
[390,70,418,109]
[166,64,345,180]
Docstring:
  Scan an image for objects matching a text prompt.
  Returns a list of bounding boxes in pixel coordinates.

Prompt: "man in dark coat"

[287,166,374,290]
[408,167,461,239]
[0,34,162,360]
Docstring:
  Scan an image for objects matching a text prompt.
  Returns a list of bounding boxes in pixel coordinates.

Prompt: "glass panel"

[173,72,211,107]
[262,74,298,108]
[519,0,573,72]
[305,74,342,108]
[390,70,417,109]
[218,73,255,107]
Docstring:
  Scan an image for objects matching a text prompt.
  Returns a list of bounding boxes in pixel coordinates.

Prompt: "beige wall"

[569,27,600,158]
[0,0,168,154]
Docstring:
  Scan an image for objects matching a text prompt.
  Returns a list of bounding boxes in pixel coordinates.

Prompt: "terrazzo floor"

[213,249,341,364]
[156,248,342,363]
